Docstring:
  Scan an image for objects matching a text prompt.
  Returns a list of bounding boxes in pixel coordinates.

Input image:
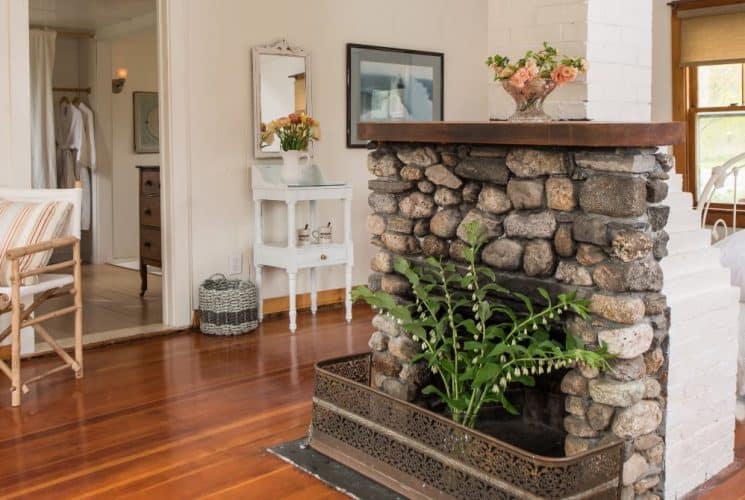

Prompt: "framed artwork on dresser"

[346,43,444,148]
[133,91,160,153]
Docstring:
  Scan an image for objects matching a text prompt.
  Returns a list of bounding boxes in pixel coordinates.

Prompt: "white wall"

[651,0,672,122]
[180,0,489,302]
[0,0,31,188]
[111,29,159,260]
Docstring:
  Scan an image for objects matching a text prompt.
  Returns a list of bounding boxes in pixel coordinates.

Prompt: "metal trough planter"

[309,353,623,500]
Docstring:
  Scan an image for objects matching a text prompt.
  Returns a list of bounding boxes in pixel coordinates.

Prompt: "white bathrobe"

[55,100,84,189]
[76,101,95,230]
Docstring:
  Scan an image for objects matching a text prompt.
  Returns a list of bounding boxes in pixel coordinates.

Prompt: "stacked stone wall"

[366,142,673,499]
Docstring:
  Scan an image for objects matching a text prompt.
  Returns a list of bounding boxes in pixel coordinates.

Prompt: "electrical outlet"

[228,252,242,275]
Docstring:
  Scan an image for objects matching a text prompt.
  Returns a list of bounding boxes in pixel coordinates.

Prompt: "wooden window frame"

[671,0,745,225]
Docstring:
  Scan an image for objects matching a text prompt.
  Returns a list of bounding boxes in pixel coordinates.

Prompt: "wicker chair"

[0,183,83,407]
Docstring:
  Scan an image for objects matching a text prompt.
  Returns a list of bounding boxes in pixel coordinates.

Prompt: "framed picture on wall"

[133,91,159,153]
[346,43,444,148]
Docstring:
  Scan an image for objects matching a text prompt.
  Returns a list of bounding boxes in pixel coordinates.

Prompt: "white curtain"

[29,30,57,189]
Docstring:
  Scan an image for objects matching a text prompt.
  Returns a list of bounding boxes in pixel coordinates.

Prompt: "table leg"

[255,264,263,322]
[310,267,318,314]
[288,271,297,333]
[345,263,352,323]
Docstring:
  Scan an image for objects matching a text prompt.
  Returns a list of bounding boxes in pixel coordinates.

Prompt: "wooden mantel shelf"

[357,121,686,147]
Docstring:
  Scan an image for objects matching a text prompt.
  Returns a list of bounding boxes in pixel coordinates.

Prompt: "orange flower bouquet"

[486,42,587,121]
[261,112,321,151]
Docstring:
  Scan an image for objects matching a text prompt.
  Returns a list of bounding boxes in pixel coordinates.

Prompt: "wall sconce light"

[112,67,128,94]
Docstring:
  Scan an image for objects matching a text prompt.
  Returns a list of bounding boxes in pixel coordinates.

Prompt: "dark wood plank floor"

[1,303,743,499]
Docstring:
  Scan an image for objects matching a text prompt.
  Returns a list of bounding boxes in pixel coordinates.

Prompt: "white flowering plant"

[353,222,610,428]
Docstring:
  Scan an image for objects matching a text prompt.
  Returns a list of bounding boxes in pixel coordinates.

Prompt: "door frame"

[8,0,193,328]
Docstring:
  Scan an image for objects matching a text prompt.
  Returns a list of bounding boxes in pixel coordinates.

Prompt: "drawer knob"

[320,254,327,260]
[145,180,153,186]
[144,242,152,248]
[144,209,152,215]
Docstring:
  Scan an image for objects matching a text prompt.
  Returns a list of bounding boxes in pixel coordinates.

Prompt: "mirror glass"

[255,51,309,156]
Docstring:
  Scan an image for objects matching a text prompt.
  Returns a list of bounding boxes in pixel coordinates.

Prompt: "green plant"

[353,223,611,428]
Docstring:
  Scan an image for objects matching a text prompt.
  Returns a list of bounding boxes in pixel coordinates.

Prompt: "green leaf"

[473,362,500,387]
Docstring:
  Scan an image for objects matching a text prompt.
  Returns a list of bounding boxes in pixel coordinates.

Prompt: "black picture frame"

[346,43,444,148]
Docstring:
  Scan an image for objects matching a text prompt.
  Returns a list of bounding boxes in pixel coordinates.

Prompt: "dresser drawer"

[140,170,160,195]
[140,228,161,261]
[139,196,161,227]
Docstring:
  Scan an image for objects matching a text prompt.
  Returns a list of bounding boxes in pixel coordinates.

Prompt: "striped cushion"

[0,200,72,287]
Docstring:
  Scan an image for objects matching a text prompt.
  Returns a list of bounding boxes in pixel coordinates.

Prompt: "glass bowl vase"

[502,78,557,122]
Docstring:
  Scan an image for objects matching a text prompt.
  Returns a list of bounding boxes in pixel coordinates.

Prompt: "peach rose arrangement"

[261,112,321,151]
[486,42,587,121]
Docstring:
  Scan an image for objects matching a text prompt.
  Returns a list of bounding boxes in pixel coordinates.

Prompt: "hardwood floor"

[1,304,743,499]
[35,264,162,343]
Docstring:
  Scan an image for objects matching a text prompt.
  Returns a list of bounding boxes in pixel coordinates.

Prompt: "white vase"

[280,149,310,184]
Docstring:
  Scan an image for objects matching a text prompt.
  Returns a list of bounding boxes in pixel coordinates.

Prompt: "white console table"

[251,165,353,333]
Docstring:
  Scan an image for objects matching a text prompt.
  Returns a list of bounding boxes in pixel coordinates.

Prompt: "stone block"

[554,223,576,257]
[420,235,449,257]
[381,273,411,296]
[399,192,436,219]
[655,153,674,172]
[396,145,439,166]
[425,164,462,189]
[598,323,654,359]
[587,403,615,431]
[573,215,610,246]
[507,179,544,209]
[612,401,663,438]
[462,181,482,203]
[590,294,645,324]
[455,157,510,183]
[430,208,463,239]
[644,443,664,466]
[634,475,660,494]
[592,259,663,292]
[565,435,599,456]
[482,238,523,271]
[646,179,668,203]
[608,356,646,382]
[457,209,503,241]
[564,415,599,437]
[434,187,462,207]
[546,177,577,211]
[579,175,647,217]
[440,150,459,167]
[644,347,664,375]
[634,433,663,451]
[589,377,646,407]
[622,453,649,486]
[368,192,398,214]
[477,184,512,214]
[506,148,569,177]
[574,152,655,173]
[367,214,386,235]
[566,315,598,344]
[372,350,403,377]
[371,250,394,273]
[386,215,414,234]
[470,145,508,157]
[368,331,389,351]
[368,272,382,291]
[388,335,420,362]
[644,378,661,398]
[523,240,555,277]
[413,219,429,237]
[400,165,424,181]
[400,361,429,386]
[368,151,402,177]
[381,377,417,401]
[610,230,653,262]
[576,243,606,266]
[565,396,590,416]
[554,261,593,286]
[449,239,470,263]
[653,231,669,260]
[561,370,589,397]
[381,232,419,254]
[504,211,557,239]
[647,205,669,231]
[368,179,413,193]
[372,313,403,337]
[417,180,435,193]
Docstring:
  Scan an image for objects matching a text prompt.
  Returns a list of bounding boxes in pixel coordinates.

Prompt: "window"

[692,63,745,203]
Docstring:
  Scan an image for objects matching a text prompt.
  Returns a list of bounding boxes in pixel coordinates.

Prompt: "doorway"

[27,0,165,351]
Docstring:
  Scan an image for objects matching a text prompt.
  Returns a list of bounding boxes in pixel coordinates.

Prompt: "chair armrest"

[0,293,9,312]
[5,236,78,260]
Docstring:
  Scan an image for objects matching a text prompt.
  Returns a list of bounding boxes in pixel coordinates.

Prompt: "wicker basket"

[199,274,259,335]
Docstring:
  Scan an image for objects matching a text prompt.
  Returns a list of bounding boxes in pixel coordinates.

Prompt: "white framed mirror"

[252,39,312,159]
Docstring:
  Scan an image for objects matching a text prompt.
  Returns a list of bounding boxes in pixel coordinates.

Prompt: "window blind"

[681,10,745,65]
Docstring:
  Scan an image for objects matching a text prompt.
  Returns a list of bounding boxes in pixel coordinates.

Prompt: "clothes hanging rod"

[30,25,94,39]
[53,87,91,94]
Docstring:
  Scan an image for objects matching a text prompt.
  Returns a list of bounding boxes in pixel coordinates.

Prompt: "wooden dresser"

[137,166,161,296]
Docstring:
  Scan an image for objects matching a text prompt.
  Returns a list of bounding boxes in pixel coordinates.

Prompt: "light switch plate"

[228,252,242,275]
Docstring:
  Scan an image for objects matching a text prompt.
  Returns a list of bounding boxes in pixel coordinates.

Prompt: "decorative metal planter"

[309,353,623,500]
